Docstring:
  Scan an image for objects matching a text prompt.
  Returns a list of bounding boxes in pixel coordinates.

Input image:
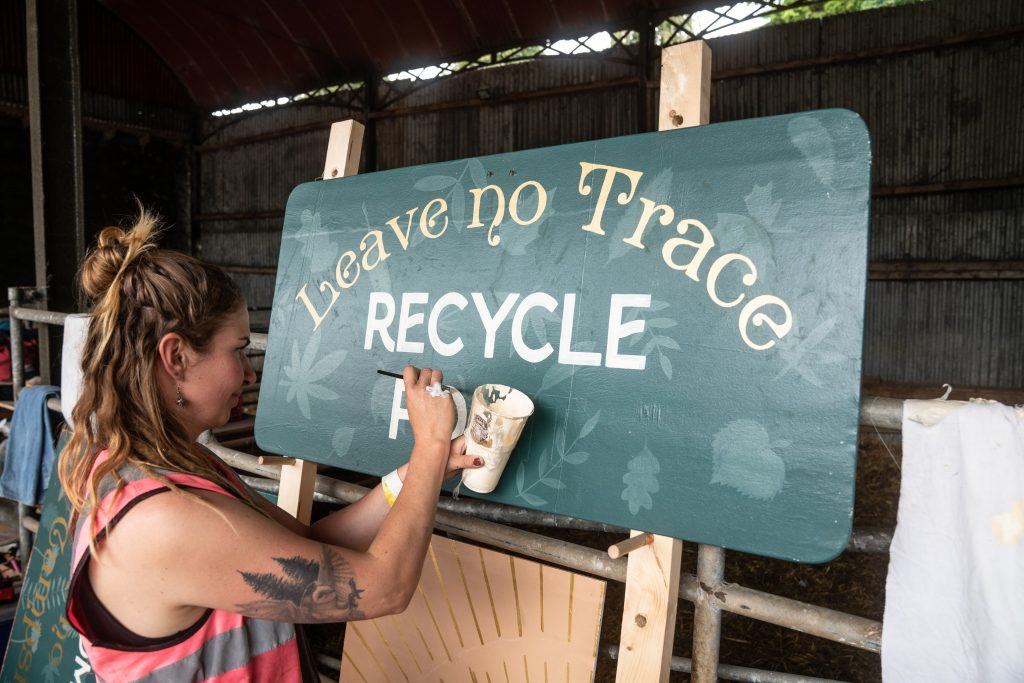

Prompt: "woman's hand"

[402,365,455,450]
[444,435,483,480]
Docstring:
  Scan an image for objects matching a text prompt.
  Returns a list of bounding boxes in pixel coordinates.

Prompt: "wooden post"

[275,120,365,524]
[615,39,711,683]
[322,120,364,179]
[658,41,711,132]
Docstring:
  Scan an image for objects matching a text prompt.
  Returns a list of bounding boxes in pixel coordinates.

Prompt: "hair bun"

[97,226,129,251]
[80,211,161,301]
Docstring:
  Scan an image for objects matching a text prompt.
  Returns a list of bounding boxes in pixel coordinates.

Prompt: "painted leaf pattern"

[280,335,347,419]
[774,316,843,387]
[370,376,397,424]
[745,183,782,228]
[621,443,660,515]
[624,300,676,380]
[515,410,600,506]
[536,341,597,395]
[332,425,356,458]
[711,419,786,501]
[788,115,836,190]
[296,209,336,273]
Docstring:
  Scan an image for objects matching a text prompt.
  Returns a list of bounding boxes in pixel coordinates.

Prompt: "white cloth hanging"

[882,400,1024,682]
[60,313,91,428]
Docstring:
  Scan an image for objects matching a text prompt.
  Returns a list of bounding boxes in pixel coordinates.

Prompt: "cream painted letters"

[578,162,644,235]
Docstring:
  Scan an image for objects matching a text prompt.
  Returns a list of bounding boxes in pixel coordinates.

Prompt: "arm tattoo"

[237,547,366,622]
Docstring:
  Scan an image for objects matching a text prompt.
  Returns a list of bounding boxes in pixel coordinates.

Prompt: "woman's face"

[179,307,256,434]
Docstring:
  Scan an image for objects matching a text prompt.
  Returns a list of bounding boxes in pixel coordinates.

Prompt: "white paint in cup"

[461,384,535,494]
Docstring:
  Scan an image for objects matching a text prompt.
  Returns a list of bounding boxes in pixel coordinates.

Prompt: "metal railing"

[5,290,907,682]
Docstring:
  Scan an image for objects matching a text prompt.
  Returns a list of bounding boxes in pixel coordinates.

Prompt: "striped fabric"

[66,454,303,682]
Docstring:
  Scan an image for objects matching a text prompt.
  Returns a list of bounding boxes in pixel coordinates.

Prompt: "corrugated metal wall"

[197,102,361,318]
[0,0,194,298]
[374,56,640,168]
[197,0,1024,388]
[0,0,193,109]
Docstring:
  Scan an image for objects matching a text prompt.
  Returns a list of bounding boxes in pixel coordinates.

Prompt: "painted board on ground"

[256,109,871,562]
[0,438,94,682]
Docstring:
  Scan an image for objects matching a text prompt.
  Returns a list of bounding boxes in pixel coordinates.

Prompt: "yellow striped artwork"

[339,536,607,682]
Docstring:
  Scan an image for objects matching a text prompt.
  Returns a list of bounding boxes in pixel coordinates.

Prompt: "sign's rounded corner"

[830,107,872,145]
[803,518,855,565]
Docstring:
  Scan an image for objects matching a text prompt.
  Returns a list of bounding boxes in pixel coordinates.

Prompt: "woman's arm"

[95,484,426,624]
[241,433,478,551]
[90,366,465,628]
[309,435,478,551]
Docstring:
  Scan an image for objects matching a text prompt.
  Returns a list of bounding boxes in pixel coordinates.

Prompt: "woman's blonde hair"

[60,207,253,518]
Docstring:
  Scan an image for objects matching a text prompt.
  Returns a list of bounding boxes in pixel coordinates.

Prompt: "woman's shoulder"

[101,459,224,497]
[82,456,236,528]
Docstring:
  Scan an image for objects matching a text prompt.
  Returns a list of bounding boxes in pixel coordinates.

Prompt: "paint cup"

[460,384,535,494]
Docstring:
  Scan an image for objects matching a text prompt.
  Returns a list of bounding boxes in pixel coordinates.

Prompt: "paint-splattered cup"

[461,384,535,494]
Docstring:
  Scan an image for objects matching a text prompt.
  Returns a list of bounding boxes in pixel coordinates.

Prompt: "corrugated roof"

[0,0,193,108]
[96,0,714,109]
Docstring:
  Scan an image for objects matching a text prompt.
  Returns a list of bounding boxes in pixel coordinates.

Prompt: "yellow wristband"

[381,469,404,507]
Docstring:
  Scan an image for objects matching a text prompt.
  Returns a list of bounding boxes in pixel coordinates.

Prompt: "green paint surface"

[256,109,871,562]
[1,439,94,682]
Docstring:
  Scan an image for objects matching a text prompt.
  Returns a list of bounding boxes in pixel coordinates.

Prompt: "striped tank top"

[66,453,313,682]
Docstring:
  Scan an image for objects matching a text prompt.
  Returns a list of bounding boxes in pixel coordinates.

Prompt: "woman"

[59,210,480,681]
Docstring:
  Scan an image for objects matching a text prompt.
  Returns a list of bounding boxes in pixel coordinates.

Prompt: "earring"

[175,384,186,408]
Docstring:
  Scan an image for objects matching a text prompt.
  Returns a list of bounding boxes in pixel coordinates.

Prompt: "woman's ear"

[157,332,188,380]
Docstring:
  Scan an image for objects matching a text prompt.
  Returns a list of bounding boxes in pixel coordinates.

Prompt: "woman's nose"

[243,355,257,384]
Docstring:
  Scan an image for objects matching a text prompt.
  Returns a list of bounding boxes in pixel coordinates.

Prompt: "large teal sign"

[256,109,870,562]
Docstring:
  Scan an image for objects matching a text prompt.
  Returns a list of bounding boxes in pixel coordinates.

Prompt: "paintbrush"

[376,369,462,393]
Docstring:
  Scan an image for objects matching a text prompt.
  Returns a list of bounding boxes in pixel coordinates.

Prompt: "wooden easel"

[274,119,365,524]
[276,43,712,680]
[612,40,711,683]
